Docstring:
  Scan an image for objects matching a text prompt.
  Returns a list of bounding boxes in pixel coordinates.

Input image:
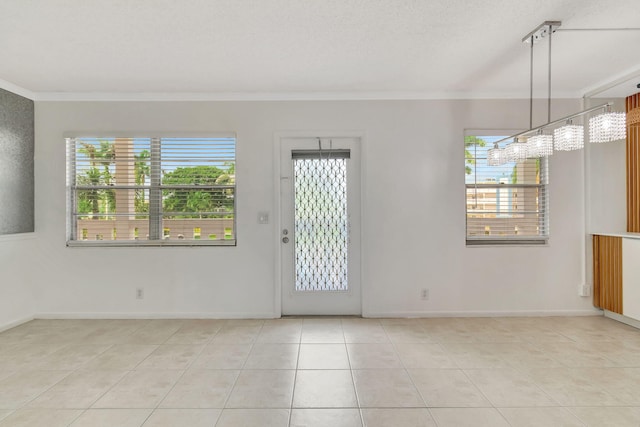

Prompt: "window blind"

[66,136,236,246]
[465,135,549,245]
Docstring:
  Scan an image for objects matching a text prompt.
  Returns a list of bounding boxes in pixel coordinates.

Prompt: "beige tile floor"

[0,316,639,426]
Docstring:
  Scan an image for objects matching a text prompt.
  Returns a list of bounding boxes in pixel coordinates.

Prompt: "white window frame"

[465,130,549,246]
[66,133,236,247]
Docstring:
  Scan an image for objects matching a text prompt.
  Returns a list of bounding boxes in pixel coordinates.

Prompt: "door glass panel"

[293,155,349,291]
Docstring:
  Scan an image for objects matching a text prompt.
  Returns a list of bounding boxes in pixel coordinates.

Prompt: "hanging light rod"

[557,28,640,32]
[491,102,612,146]
[522,21,562,43]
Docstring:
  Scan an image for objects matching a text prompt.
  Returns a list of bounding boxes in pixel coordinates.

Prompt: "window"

[66,136,236,246]
[465,134,548,245]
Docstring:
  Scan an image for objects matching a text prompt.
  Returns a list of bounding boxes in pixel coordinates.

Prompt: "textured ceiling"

[0,0,639,99]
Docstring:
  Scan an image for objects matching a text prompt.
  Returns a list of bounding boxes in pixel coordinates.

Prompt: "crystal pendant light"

[527,131,553,157]
[589,106,627,143]
[505,138,528,162]
[487,144,505,166]
[486,21,630,154]
[554,120,584,151]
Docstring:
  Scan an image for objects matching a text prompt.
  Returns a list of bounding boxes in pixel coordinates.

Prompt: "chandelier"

[490,21,627,166]
[589,107,627,143]
[554,120,584,151]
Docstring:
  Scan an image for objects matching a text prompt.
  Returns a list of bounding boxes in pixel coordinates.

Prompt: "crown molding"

[582,65,640,98]
[0,78,36,100]
[31,89,586,102]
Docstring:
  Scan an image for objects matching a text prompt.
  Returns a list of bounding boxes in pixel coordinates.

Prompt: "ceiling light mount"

[522,21,562,44]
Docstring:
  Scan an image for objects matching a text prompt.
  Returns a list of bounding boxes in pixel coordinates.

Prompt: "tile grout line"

[563,406,598,427]
[150,323,214,415]
[88,321,215,424]
[343,318,366,427]
[13,369,75,412]
[110,325,185,412]
[214,320,263,426]
[287,320,303,427]
[0,321,147,426]
[505,324,585,409]
[64,408,85,427]
[457,368,515,426]
[80,327,175,412]
[385,320,439,424]
[3,317,640,426]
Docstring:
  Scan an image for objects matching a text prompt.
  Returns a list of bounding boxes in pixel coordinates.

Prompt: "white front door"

[279,137,361,315]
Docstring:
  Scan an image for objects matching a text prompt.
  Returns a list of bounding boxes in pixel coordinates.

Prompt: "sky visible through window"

[75,137,235,185]
[465,135,518,184]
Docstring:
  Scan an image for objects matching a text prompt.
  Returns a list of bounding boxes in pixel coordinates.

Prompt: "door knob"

[282,237,289,243]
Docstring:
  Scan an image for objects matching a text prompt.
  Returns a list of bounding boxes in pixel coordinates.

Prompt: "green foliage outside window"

[162,164,235,218]
[76,141,235,219]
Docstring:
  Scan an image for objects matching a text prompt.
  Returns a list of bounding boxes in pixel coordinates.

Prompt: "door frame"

[273,131,366,317]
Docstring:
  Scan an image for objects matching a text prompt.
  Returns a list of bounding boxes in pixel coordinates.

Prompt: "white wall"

[585,98,627,234]
[623,238,640,321]
[31,98,598,318]
[0,235,36,330]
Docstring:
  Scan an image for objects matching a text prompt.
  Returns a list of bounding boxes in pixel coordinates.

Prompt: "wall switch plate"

[258,211,269,224]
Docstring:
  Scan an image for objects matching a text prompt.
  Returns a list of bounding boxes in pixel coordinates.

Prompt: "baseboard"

[29,309,604,320]
[35,311,279,320]
[604,310,640,330]
[363,309,603,318]
[0,232,37,243]
[0,315,34,333]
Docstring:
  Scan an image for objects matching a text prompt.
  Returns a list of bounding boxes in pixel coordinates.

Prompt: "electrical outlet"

[136,288,144,299]
[420,288,429,300]
[579,284,591,297]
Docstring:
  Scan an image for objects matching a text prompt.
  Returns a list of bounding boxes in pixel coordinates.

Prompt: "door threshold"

[281,314,363,319]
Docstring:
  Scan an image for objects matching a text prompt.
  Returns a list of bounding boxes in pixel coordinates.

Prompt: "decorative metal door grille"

[293,153,349,291]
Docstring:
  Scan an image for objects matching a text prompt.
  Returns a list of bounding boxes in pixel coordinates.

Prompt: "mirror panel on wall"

[0,88,34,235]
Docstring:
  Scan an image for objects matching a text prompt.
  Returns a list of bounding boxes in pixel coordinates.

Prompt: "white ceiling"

[1,0,639,100]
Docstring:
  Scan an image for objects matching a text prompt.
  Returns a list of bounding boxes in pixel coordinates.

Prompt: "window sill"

[66,239,236,247]
[466,238,548,247]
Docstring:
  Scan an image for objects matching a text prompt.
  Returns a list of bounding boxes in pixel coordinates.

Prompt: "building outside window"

[465,134,548,245]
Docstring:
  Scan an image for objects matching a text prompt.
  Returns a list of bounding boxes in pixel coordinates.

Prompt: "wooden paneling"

[593,235,623,314]
[627,93,640,232]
